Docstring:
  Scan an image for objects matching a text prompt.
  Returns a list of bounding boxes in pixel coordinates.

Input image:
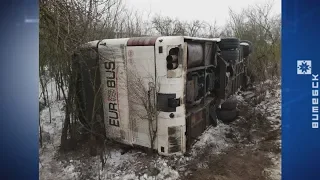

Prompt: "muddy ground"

[184,84,281,180]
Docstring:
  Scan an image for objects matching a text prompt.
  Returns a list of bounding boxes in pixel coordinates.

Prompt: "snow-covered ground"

[39,80,281,180]
[259,82,281,180]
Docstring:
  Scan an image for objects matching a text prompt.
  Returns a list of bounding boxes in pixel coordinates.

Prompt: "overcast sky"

[124,0,281,27]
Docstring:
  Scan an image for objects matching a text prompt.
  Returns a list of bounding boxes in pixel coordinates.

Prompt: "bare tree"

[185,20,206,37]
[40,0,124,151]
[152,15,186,36]
[73,49,106,155]
[225,1,281,81]
[206,20,221,38]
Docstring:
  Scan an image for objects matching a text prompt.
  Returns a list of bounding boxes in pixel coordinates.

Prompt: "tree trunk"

[55,75,61,101]
[60,103,70,151]
[48,103,52,123]
[60,71,73,151]
[39,77,47,106]
[44,80,50,106]
[89,134,97,156]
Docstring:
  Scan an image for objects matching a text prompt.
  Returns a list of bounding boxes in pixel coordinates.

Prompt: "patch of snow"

[153,159,179,180]
[39,79,66,104]
[192,123,231,155]
[97,156,179,180]
[40,100,65,146]
[121,173,137,180]
[255,81,281,180]
[256,87,281,130]
[240,42,249,46]
[234,93,245,102]
[40,148,81,180]
[63,164,80,179]
[39,80,76,180]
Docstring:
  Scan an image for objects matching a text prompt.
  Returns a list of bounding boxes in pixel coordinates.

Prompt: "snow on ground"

[40,101,65,145]
[238,80,281,180]
[39,100,71,180]
[39,80,281,180]
[39,79,66,103]
[39,102,229,180]
[259,87,281,130]
[259,82,281,180]
[39,97,181,180]
[192,123,231,156]
[39,80,74,180]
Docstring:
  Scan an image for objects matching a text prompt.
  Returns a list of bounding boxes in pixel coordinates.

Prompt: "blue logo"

[297,60,312,75]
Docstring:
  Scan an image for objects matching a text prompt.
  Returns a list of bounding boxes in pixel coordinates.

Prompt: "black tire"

[240,40,253,52]
[241,44,250,58]
[221,97,238,110]
[217,109,239,124]
[240,40,253,58]
[221,50,239,62]
[219,38,240,50]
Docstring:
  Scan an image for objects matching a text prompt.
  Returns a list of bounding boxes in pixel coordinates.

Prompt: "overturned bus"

[73,36,252,156]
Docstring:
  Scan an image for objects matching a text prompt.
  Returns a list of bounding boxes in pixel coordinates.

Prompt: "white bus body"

[74,36,251,156]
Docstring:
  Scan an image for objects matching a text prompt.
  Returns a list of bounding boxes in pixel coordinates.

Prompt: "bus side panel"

[126,46,156,148]
[98,39,132,145]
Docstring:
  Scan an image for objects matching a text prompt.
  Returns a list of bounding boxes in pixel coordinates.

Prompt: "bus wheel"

[219,38,240,50]
[221,97,238,110]
[217,109,239,124]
